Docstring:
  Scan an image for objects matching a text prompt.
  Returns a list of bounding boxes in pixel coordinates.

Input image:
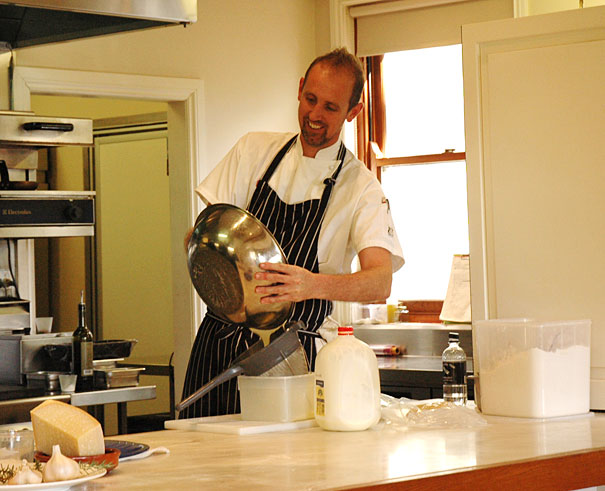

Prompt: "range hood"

[0,0,197,49]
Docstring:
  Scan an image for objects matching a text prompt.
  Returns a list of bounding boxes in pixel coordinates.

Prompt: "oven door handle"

[22,122,75,132]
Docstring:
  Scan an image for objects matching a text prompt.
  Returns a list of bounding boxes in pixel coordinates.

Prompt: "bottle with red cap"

[314,326,381,431]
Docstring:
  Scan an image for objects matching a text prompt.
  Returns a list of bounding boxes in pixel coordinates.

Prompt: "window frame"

[359,54,466,181]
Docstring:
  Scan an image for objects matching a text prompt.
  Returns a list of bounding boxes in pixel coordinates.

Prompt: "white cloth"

[196,131,404,275]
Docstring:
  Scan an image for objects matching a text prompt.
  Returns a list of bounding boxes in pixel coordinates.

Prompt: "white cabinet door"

[463,6,605,408]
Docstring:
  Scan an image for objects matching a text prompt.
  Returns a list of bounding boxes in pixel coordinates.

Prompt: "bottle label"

[443,360,466,385]
[315,379,325,416]
[80,342,94,377]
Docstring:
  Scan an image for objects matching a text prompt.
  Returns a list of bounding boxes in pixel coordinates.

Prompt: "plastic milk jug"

[314,326,381,431]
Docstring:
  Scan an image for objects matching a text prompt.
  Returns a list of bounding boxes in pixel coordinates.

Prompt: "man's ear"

[346,102,363,122]
[298,77,305,100]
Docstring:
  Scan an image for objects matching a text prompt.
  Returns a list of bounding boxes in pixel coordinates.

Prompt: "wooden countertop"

[81,411,605,490]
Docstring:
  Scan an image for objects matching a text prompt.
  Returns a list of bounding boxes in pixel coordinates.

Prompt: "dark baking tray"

[93,339,138,360]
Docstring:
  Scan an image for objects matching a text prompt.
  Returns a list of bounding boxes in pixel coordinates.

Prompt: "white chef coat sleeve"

[350,181,405,273]
[195,135,250,209]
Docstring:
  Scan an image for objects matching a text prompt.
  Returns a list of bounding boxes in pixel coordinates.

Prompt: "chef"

[180,48,404,418]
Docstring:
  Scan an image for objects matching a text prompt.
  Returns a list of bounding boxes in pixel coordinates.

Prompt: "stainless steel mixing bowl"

[187,203,292,330]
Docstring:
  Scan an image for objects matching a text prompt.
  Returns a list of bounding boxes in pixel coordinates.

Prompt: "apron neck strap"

[261,135,297,182]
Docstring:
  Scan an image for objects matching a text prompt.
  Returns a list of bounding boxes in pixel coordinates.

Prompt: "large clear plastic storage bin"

[474,319,591,418]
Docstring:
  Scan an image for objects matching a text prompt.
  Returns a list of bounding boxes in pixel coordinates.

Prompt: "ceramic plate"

[104,440,149,459]
[1,469,106,490]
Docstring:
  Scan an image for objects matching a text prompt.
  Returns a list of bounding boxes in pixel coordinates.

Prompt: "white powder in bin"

[480,345,590,418]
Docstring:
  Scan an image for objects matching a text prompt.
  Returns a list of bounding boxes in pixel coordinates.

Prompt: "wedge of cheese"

[30,400,105,457]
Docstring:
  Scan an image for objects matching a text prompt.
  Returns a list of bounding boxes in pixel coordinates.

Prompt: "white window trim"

[329,0,528,50]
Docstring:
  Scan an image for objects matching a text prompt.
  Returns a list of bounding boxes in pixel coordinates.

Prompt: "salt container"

[474,318,591,418]
[314,326,381,431]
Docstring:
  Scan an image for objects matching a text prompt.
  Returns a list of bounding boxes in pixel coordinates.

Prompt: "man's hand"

[254,263,316,304]
[254,247,393,304]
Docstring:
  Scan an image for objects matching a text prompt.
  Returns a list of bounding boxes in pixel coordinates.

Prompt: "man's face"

[298,62,362,157]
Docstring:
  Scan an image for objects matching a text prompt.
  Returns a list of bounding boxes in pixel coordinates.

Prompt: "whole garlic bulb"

[7,460,43,485]
[42,444,81,482]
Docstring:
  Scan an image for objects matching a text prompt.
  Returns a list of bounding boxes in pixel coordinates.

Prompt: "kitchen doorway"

[30,97,175,432]
[91,113,174,424]
[90,112,172,364]
[14,66,205,426]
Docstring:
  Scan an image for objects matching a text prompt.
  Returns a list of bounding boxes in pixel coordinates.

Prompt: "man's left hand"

[255,263,314,303]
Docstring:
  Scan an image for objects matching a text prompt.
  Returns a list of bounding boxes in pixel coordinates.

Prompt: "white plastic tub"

[238,373,315,422]
[474,318,591,418]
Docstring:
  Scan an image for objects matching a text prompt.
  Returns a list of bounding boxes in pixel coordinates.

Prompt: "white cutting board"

[164,414,317,435]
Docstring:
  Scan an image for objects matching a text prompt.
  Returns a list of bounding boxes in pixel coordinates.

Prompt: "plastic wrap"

[380,395,488,429]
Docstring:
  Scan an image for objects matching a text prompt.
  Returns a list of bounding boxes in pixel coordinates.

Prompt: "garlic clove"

[42,444,81,482]
[7,460,43,485]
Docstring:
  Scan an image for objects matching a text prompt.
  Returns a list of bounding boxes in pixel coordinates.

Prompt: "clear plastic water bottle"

[442,332,467,405]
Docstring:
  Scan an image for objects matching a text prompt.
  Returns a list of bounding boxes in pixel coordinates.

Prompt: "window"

[361,45,469,303]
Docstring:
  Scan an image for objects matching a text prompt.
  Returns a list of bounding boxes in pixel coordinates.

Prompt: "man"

[180,48,404,418]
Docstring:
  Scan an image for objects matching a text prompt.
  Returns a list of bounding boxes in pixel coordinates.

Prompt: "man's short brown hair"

[303,48,365,111]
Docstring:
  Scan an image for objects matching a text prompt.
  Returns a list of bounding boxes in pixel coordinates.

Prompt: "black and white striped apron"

[180,135,346,418]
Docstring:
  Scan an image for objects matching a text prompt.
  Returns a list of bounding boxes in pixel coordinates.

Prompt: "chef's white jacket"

[196,131,404,275]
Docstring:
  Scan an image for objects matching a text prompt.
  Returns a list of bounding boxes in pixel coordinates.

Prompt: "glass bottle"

[73,290,94,391]
[442,331,467,405]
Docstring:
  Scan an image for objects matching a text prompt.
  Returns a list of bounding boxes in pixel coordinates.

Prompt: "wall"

[16,0,321,175]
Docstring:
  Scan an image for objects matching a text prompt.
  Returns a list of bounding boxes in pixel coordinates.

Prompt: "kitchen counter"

[80,411,605,490]
[0,385,156,434]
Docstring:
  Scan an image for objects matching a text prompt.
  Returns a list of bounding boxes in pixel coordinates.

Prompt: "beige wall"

[16,0,323,175]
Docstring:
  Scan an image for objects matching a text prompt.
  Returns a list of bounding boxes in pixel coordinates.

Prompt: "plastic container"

[353,304,388,324]
[314,326,381,431]
[0,429,34,461]
[238,373,315,422]
[474,318,591,418]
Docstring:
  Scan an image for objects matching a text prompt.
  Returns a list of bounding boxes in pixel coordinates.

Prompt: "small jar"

[0,429,35,461]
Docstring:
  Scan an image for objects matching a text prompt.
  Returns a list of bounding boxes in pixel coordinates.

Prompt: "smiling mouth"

[306,119,323,131]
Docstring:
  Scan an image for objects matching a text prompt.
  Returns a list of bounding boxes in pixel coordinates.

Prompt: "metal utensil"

[187,203,292,330]
[176,321,309,413]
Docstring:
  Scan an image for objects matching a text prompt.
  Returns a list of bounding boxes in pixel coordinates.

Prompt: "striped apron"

[179,135,346,418]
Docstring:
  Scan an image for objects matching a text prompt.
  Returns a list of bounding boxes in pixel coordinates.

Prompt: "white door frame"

[12,66,205,397]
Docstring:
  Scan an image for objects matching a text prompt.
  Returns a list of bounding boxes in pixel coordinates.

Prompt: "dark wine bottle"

[73,290,94,391]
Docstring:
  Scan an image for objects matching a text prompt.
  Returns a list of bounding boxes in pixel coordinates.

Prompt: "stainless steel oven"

[0,190,95,238]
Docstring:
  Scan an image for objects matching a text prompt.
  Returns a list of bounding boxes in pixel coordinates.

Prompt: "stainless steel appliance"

[0,334,141,388]
[0,110,92,147]
[0,109,95,333]
[0,332,73,385]
[0,190,95,238]
[0,109,93,176]
[0,0,197,49]
[0,299,29,331]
